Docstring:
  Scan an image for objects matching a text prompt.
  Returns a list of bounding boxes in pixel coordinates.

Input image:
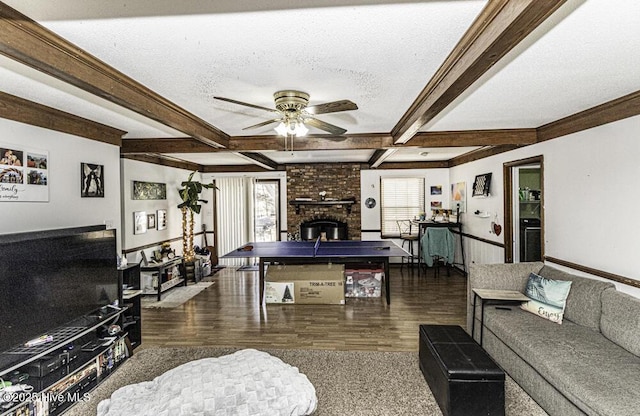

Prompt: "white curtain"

[216,177,255,266]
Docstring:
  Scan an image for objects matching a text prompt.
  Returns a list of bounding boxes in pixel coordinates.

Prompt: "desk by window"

[414,220,466,275]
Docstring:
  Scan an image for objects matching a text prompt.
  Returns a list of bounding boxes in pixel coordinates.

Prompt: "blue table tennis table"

[223,239,409,305]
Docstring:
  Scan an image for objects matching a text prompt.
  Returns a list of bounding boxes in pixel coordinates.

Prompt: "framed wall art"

[1,143,49,202]
[132,180,166,200]
[81,163,104,197]
[156,209,167,230]
[147,213,156,229]
[134,211,147,235]
[450,182,466,213]
[472,173,492,197]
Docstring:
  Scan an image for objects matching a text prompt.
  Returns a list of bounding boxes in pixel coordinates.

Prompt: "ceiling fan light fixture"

[274,118,309,137]
[274,122,288,136]
[295,121,308,137]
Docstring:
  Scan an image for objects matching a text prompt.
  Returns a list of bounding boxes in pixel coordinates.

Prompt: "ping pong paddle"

[238,245,254,251]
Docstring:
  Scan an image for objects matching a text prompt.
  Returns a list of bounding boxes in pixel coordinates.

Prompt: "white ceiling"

[2,0,640,167]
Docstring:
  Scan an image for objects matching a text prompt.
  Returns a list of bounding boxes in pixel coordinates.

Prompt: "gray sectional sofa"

[466,262,640,416]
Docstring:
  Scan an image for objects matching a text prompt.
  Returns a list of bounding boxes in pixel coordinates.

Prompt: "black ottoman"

[419,324,505,416]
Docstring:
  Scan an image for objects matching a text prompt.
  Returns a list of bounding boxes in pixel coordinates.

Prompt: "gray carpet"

[65,346,547,416]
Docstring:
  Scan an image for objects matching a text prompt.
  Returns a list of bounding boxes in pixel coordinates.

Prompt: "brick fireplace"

[287,163,361,240]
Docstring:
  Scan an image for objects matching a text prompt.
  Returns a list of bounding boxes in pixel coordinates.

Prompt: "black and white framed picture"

[156,209,167,230]
[147,213,156,229]
[81,163,104,197]
[134,211,147,234]
[472,173,492,197]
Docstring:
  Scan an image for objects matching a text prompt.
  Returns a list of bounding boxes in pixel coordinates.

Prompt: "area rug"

[140,282,213,308]
[64,347,548,416]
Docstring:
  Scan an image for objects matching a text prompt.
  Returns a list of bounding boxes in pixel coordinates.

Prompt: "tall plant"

[177,171,217,262]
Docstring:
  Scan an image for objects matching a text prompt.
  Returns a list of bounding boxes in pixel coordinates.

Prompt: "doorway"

[254,179,280,242]
[503,156,544,263]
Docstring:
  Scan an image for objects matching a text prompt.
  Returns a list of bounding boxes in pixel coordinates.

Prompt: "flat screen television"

[0,225,119,353]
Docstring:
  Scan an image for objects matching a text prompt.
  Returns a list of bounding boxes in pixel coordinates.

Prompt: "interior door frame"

[503,155,544,263]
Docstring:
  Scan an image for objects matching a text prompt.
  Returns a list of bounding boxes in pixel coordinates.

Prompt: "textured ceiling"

[1,0,639,167]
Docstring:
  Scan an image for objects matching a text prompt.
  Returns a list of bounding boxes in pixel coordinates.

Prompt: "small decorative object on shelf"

[319,191,327,201]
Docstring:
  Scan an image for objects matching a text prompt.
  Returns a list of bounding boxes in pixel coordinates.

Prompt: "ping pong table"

[222,239,409,305]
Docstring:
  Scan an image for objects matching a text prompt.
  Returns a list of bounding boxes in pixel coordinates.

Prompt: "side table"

[471,289,530,345]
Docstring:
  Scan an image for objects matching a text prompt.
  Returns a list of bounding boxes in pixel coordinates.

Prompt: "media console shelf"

[119,263,142,350]
[140,257,186,301]
[290,199,356,215]
[0,308,129,416]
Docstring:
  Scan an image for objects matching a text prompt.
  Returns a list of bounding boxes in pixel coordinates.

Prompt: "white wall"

[360,168,450,238]
[0,118,121,249]
[450,115,640,297]
[120,159,197,262]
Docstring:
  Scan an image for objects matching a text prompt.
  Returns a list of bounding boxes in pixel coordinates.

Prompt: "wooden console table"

[140,257,185,301]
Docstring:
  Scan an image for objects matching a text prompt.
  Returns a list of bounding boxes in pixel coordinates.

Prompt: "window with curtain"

[380,177,425,237]
[215,177,255,266]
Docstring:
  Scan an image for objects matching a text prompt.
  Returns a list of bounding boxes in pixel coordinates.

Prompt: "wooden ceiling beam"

[411,129,537,147]
[537,90,640,142]
[229,133,393,152]
[376,161,450,170]
[392,0,566,145]
[121,154,202,171]
[0,4,229,149]
[236,152,279,170]
[368,148,397,168]
[201,164,274,173]
[0,91,125,145]
[449,145,521,167]
[121,138,218,154]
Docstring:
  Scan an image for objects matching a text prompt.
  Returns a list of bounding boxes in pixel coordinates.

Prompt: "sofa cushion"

[484,307,640,416]
[601,288,640,357]
[539,265,614,331]
[521,273,572,324]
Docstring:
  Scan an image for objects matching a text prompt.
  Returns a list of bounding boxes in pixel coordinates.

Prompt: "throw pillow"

[520,272,572,324]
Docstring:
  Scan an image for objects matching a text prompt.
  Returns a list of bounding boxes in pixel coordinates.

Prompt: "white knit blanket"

[97,349,317,416]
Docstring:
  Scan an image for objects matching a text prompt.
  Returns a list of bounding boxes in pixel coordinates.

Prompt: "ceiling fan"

[214,90,358,136]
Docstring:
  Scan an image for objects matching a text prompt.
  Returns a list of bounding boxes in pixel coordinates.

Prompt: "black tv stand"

[0,308,129,416]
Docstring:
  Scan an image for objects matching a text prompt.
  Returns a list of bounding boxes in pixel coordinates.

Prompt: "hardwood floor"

[141,265,467,352]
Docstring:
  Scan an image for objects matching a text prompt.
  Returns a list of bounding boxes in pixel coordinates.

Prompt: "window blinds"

[380,177,425,237]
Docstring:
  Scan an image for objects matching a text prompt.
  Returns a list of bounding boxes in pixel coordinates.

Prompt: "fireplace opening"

[300,217,348,241]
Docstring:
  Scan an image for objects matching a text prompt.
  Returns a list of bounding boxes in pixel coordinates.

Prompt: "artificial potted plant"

[177,171,217,262]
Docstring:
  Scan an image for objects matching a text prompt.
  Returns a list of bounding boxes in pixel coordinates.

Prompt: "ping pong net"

[313,236,322,257]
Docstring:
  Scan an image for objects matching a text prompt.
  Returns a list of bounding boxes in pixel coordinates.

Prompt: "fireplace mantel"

[289,199,356,215]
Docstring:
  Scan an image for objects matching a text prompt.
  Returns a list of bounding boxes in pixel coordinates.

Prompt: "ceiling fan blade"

[213,96,278,113]
[305,117,347,135]
[305,100,358,115]
[242,119,281,130]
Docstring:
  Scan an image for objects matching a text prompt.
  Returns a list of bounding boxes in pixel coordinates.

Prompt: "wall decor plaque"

[132,180,166,200]
[0,143,49,202]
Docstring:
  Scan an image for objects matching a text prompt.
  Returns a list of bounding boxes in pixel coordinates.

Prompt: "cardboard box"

[266,264,345,304]
[345,268,384,298]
